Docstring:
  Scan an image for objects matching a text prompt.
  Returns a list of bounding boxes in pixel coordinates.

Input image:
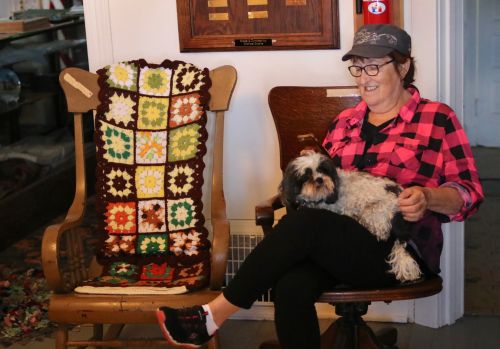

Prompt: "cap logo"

[354,28,397,46]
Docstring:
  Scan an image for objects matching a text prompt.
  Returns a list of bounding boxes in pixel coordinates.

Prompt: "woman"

[156,24,484,349]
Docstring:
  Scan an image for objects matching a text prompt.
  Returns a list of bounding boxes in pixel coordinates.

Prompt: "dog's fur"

[279,152,422,282]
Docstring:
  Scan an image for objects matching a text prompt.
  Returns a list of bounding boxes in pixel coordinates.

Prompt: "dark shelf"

[0,13,89,247]
[0,18,84,46]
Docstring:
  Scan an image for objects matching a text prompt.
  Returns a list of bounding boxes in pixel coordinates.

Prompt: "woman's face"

[351,56,407,113]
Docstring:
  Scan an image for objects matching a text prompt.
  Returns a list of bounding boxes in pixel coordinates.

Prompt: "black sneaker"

[156,305,212,348]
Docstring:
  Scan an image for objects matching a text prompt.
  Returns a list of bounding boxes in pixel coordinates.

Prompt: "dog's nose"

[315,177,323,184]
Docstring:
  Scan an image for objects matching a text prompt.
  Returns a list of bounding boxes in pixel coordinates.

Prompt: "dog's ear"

[319,157,340,204]
[385,183,403,196]
[279,162,302,210]
[324,178,339,204]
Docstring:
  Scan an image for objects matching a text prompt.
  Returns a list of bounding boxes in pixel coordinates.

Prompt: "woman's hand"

[398,186,464,222]
[398,186,429,222]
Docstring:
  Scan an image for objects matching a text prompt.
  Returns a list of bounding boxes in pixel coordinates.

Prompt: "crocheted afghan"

[75,59,212,294]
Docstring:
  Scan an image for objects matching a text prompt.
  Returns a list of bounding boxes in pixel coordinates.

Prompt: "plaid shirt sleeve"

[438,110,484,221]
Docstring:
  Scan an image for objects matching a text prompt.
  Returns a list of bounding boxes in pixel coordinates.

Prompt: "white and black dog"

[279,152,422,282]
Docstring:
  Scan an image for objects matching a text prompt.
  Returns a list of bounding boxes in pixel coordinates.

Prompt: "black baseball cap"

[342,24,411,61]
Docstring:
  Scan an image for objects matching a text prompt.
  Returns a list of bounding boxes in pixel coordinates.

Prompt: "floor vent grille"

[224,234,272,302]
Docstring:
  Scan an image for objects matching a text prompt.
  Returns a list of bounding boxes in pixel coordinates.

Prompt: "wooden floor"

[7,316,500,349]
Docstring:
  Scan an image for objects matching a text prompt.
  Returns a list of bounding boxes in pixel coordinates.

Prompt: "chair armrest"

[255,194,284,235]
[41,215,85,293]
[41,107,90,293]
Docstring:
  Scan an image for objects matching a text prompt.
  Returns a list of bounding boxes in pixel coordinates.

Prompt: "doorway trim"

[414,0,465,328]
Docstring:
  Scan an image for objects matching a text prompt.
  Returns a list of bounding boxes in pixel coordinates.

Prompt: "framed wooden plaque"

[176,0,339,52]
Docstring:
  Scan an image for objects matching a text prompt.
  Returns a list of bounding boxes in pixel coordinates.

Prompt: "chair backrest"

[268,86,361,171]
[59,65,237,114]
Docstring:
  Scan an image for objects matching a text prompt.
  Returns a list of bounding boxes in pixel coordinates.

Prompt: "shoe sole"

[156,309,201,349]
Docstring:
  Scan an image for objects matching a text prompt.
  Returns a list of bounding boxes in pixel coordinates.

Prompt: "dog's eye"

[298,168,313,184]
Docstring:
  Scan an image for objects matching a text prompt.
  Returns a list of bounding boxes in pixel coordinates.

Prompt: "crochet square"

[103,167,135,200]
[137,96,169,130]
[107,261,139,280]
[135,166,165,199]
[99,122,134,164]
[103,234,137,255]
[137,234,168,255]
[166,163,197,198]
[136,131,167,164]
[105,62,138,92]
[138,199,166,233]
[172,63,206,95]
[105,91,136,127]
[92,275,130,286]
[140,263,175,281]
[176,261,207,280]
[170,229,203,256]
[104,202,137,234]
[167,198,198,231]
[168,124,202,162]
[139,66,172,96]
[169,93,204,127]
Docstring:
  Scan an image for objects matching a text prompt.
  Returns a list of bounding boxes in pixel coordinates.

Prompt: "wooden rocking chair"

[256,86,443,349]
[42,63,236,349]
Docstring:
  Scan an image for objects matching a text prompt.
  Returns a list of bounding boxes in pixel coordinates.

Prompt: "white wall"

[0,0,41,18]
[0,1,15,18]
[83,0,464,328]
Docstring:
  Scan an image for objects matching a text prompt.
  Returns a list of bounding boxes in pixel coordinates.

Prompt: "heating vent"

[225,234,272,302]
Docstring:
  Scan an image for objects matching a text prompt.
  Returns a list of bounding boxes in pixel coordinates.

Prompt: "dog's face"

[279,153,339,209]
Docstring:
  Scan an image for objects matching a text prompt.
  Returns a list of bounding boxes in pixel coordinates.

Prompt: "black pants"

[222,208,400,349]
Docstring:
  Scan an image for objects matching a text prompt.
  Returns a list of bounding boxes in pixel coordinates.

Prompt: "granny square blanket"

[76,59,212,294]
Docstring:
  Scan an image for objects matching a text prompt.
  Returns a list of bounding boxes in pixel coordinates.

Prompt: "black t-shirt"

[358,112,394,170]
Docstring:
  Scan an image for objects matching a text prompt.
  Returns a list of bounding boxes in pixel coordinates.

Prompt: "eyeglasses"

[348,59,395,77]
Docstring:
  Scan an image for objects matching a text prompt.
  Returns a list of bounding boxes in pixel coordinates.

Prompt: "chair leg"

[324,321,399,349]
[375,327,398,348]
[55,324,68,349]
[259,302,399,349]
[73,324,105,349]
[93,324,104,340]
[357,322,394,349]
[104,324,125,340]
[207,332,220,349]
[320,317,388,349]
[100,324,125,349]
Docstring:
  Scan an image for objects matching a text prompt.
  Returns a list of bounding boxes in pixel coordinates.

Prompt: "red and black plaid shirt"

[322,86,484,273]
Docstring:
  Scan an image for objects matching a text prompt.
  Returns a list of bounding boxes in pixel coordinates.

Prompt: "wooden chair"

[41,64,236,349]
[256,86,443,349]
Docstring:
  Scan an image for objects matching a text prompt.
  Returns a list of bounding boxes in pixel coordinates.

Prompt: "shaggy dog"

[279,152,422,282]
